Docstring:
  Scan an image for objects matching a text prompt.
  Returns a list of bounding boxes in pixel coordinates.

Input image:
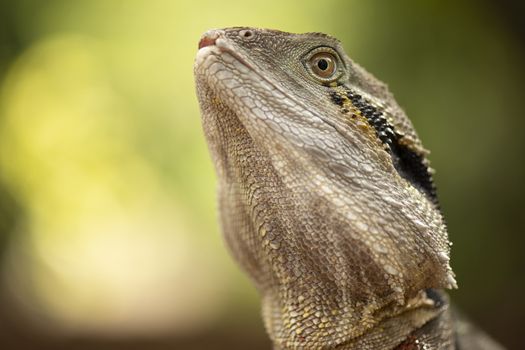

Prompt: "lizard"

[194,27,505,350]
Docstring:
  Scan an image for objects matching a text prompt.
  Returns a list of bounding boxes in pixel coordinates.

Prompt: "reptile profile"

[194,27,504,349]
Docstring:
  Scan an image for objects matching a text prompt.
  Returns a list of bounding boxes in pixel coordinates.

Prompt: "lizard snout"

[198,29,221,49]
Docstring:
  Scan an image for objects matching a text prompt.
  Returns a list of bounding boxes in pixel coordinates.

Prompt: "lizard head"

[195,27,456,348]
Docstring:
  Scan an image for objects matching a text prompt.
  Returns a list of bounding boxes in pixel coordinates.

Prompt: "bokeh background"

[0,0,523,349]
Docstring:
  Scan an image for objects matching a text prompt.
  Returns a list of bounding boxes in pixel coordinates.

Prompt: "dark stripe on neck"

[330,89,439,205]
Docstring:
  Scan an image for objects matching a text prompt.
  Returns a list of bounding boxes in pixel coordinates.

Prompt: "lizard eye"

[304,48,342,82]
[310,52,337,78]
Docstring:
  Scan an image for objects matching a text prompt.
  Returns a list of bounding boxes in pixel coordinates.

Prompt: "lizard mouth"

[195,36,279,95]
[198,29,220,49]
[196,38,439,206]
[195,37,370,160]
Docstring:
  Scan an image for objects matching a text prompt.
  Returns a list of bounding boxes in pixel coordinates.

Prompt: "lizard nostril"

[239,29,254,39]
[198,30,220,49]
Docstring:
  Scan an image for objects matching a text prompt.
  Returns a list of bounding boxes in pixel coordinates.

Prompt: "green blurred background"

[0,0,523,349]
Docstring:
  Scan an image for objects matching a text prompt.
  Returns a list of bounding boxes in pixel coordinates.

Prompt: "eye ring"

[304,47,343,83]
[310,53,336,78]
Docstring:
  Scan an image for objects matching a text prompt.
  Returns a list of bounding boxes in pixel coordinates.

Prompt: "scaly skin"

[194,27,504,350]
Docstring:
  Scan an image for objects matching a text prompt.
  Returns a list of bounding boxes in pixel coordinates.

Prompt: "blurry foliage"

[0,186,20,259]
[0,0,523,349]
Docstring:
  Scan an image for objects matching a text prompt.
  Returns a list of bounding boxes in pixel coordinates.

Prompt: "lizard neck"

[205,101,452,349]
[262,289,451,349]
